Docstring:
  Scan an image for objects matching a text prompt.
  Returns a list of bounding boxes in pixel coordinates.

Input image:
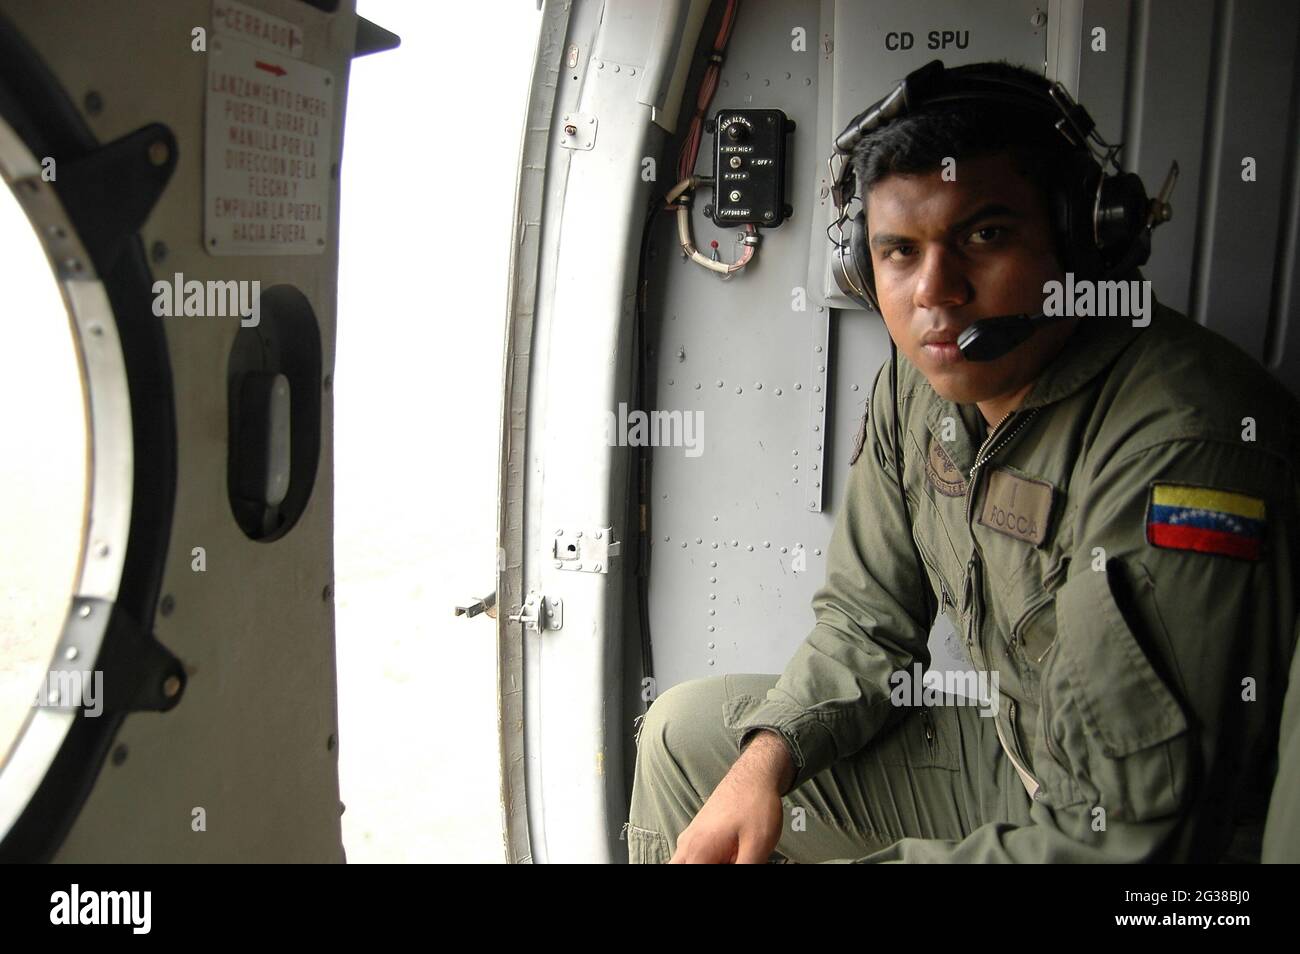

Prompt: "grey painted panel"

[1271,32,1300,386]
[1192,0,1299,361]
[1074,0,1131,176]
[1111,0,1216,318]
[647,0,830,690]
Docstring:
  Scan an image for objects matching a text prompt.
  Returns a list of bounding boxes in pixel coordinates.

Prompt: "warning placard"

[204,34,334,255]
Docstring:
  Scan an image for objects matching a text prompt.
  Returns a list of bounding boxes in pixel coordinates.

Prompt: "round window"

[0,160,89,766]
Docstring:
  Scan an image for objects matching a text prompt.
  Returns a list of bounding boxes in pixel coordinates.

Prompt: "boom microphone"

[956,311,1069,362]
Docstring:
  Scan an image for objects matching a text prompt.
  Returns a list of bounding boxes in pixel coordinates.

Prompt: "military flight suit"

[627,294,1300,863]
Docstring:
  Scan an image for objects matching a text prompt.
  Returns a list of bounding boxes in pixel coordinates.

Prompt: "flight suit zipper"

[965,561,1042,800]
[967,409,1041,487]
[961,408,1028,651]
[994,700,1042,802]
[963,408,1040,568]
[962,407,1044,802]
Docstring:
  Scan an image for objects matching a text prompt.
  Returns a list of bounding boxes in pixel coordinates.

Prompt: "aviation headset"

[827,58,1171,315]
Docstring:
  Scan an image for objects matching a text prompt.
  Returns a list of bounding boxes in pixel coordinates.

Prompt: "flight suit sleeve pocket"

[1042,563,1192,823]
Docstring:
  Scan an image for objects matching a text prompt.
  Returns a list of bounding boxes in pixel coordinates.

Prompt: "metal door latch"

[508,591,563,632]
[454,591,497,619]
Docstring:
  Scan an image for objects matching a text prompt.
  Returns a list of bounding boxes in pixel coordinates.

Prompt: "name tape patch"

[1147,483,1265,561]
[978,468,1054,546]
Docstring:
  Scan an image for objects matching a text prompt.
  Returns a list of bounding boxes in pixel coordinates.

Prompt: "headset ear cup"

[1053,151,1105,282]
[848,210,879,311]
[1095,171,1151,271]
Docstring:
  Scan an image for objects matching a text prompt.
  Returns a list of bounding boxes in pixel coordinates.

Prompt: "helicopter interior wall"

[623,0,1300,849]
[1081,0,1300,385]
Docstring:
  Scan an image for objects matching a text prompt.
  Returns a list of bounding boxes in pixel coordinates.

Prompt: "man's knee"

[628,677,737,858]
[632,674,783,798]
[628,675,781,862]
[635,676,725,763]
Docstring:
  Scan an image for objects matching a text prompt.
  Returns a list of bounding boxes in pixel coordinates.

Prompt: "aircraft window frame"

[0,114,133,848]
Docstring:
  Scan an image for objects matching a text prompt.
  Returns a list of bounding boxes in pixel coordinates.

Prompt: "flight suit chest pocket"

[904,430,966,605]
[1008,580,1062,694]
[1034,563,1191,821]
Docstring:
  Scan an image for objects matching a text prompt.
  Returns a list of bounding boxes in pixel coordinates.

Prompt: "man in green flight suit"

[626,60,1300,863]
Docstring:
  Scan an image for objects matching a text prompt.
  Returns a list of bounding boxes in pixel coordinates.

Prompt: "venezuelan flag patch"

[1146,483,1266,561]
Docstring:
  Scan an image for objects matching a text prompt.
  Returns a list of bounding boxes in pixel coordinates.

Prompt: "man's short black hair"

[849,60,1079,222]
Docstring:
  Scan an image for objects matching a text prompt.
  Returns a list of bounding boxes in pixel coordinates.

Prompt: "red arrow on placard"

[255,60,287,77]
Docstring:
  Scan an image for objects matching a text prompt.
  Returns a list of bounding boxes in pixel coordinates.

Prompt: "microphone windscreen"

[957,314,1042,362]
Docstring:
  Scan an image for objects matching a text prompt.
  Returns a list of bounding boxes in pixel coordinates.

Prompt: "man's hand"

[669,730,795,863]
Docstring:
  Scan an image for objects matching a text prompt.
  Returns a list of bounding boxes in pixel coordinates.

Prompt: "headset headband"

[830,60,1106,213]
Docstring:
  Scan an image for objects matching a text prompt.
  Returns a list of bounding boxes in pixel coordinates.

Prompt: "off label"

[204,34,334,255]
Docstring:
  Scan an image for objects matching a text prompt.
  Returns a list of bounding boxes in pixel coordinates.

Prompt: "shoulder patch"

[925,436,968,497]
[1146,483,1265,561]
[849,408,869,467]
